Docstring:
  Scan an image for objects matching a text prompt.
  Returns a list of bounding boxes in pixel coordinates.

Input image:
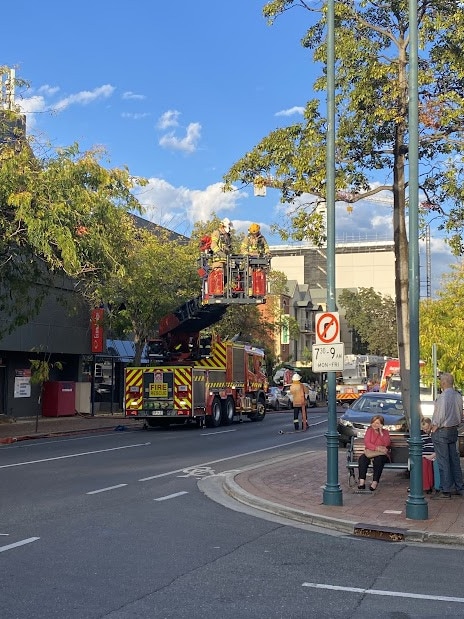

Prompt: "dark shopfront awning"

[104,339,149,364]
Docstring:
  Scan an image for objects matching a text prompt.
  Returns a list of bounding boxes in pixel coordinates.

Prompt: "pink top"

[364,426,391,452]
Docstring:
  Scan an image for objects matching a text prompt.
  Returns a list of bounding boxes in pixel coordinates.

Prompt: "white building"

[270,240,396,357]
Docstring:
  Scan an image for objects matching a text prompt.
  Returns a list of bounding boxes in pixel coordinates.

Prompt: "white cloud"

[159,122,201,154]
[122,91,145,100]
[37,84,60,96]
[17,95,48,130]
[134,179,245,235]
[121,112,150,120]
[157,110,180,130]
[275,106,305,117]
[53,84,115,112]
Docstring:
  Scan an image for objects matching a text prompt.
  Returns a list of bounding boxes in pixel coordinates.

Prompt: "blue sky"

[2,0,458,294]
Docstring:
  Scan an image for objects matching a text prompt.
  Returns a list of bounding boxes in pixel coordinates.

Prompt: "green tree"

[102,225,200,365]
[0,140,146,337]
[420,264,464,388]
[339,288,397,357]
[223,1,464,419]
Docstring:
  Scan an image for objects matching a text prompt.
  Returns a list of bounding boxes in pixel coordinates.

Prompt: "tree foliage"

[339,288,397,357]
[224,0,464,416]
[419,264,464,389]
[102,226,200,365]
[0,139,147,337]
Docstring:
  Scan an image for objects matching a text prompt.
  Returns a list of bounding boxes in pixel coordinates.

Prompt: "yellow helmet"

[249,223,260,234]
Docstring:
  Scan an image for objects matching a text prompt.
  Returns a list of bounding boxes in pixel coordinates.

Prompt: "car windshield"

[351,395,404,415]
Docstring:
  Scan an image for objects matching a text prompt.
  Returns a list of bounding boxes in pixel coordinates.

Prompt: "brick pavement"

[228,450,464,545]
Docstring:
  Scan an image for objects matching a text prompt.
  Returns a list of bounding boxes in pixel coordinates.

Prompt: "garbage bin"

[42,381,76,417]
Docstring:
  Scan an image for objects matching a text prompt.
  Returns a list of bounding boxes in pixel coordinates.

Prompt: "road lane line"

[0,537,40,553]
[0,442,151,469]
[154,491,188,501]
[138,435,325,482]
[200,429,237,436]
[302,582,464,603]
[87,484,128,495]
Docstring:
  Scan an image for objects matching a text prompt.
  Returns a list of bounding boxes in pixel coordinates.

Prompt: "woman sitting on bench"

[357,414,392,491]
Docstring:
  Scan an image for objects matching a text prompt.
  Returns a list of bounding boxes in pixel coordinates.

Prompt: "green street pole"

[406,0,428,519]
[323,0,342,506]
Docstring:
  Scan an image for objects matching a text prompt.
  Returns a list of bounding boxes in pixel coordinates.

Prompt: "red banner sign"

[91,308,104,354]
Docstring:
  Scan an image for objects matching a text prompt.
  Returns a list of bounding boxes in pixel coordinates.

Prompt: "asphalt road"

[2,409,464,618]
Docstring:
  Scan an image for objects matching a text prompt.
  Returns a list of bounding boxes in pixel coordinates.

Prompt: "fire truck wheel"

[249,396,266,422]
[221,397,235,425]
[206,397,222,428]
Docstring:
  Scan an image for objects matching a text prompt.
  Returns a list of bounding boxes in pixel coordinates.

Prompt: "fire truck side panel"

[231,345,245,383]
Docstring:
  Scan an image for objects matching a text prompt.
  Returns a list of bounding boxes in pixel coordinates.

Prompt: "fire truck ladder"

[158,295,228,338]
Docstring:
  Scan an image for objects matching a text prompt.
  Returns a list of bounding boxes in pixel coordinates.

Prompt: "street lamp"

[406,0,428,520]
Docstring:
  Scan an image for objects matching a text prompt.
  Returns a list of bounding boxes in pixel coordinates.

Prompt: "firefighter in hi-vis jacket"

[210,218,232,265]
[240,223,270,257]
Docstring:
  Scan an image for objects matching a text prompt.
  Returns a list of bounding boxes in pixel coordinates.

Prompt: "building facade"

[270,240,396,357]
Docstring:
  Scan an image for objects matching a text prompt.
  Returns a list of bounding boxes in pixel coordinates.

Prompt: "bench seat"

[347,432,409,486]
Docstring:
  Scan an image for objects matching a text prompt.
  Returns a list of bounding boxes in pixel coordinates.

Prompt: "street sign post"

[312,343,345,372]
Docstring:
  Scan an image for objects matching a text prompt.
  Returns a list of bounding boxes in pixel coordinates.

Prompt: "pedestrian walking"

[289,373,309,431]
[431,372,464,499]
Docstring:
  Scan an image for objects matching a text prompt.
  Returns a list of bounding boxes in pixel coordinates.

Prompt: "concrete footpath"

[1,413,464,546]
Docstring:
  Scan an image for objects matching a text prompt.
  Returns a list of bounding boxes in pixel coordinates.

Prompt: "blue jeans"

[432,427,464,493]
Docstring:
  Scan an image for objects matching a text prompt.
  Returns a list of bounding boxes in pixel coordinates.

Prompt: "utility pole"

[1,67,16,109]
[0,67,26,147]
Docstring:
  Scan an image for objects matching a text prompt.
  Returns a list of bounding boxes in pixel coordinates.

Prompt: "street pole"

[323,0,342,506]
[406,0,428,519]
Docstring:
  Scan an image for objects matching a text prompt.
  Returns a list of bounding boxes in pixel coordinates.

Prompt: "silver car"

[266,387,292,410]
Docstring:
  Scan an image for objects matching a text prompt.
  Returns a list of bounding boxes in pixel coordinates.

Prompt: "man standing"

[431,372,464,499]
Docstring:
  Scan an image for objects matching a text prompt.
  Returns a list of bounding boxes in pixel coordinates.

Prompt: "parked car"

[266,386,292,410]
[386,377,436,418]
[281,383,317,408]
[337,392,407,447]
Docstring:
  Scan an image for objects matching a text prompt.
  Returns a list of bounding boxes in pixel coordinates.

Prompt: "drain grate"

[353,523,406,542]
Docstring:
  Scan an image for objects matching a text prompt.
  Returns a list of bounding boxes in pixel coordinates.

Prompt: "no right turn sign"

[315,312,340,344]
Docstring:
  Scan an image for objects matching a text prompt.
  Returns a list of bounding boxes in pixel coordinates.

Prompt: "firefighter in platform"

[240,223,270,257]
[210,218,232,265]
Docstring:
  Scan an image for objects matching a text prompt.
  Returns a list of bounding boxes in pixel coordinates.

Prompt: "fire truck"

[124,254,270,428]
[336,354,385,405]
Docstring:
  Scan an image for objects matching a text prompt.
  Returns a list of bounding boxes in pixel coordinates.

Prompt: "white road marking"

[302,582,464,603]
[154,491,188,501]
[138,435,322,482]
[200,429,237,436]
[87,484,128,495]
[177,466,215,478]
[0,537,40,553]
[0,442,151,469]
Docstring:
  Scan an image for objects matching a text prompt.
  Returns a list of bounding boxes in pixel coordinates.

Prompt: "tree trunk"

[393,41,411,425]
